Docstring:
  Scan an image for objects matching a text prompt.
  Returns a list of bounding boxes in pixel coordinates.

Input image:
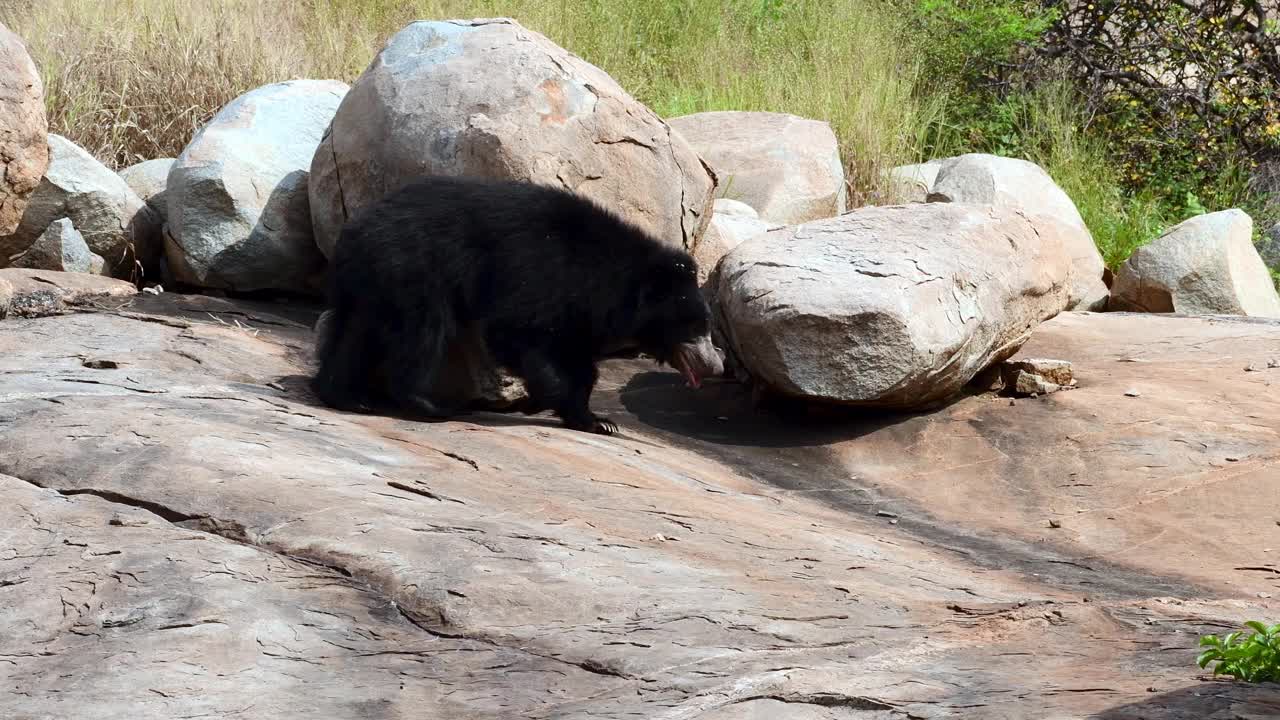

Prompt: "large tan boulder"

[668,110,846,226]
[1,135,149,280]
[1111,209,1280,317]
[715,203,1071,408]
[928,153,1109,311]
[309,18,715,259]
[166,80,347,294]
[0,22,48,236]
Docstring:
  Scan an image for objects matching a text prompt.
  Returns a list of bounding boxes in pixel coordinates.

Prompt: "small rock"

[875,511,899,519]
[1259,592,1273,599]
[1048,519,1062,529]
[1124,389,1142,398]
[9,218,100,274]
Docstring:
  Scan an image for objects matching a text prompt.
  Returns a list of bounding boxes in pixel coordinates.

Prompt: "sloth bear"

[311,175,723,435]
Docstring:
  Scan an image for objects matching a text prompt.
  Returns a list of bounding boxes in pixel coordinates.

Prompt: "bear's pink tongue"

[674,349,701,389]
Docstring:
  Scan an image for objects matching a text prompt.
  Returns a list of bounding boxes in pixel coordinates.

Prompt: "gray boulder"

[10,218,103,274]
[715,203,1071,408]
[1111,209,1280,318]
[1,134,147,280]
[886,160,942,203]
[119,158,175,217]
[0,22,49,236]
[308,18,715,259]
[166,80,347,294]
[928,153,1108,311]
[668,110,846,226]
[693,201,777,286]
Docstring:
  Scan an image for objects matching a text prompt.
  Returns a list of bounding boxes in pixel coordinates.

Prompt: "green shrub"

[1198,622,1280,683]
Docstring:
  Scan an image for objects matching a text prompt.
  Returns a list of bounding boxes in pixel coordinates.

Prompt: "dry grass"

[1,0,928,202]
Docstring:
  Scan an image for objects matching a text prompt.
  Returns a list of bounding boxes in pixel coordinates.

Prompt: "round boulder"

[1111,209,1280,318]
[166,80,347,294]
[928,153,1109,312]
[1,135,147,280]
[715,203,1072,409]
[667,110,846,226]
[0,22,48,236]
[308,18,716,259]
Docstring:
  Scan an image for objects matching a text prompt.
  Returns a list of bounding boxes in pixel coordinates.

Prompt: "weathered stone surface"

[668,110,846,226]
[928,153,1109,311]
[885,159,941,203]
[712,197,759,218]
[0,267,136,318]
[693,211,776,286]
[118,158,174,207]
[1112,209,1280,318]
[9,218,102,274]
[715,203,1071,408]
[1001,357,1075,396]
[0,22,48,236]
[0,297,1277,718]
[309,18,715,259]
[166,80,346,294]
[1,134,148,280]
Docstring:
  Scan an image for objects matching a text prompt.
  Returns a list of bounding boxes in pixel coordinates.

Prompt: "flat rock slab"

[0,297,1278,718]
[0,267,136,318]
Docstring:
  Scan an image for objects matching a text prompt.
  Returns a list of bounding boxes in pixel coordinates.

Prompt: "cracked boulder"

[166,80,347,294]
[9,218,104,274]
[1111,209,1280,318]
[667,111,846,226]
[714,203,1071,408]
[307,17,716,259]
[0,22,48,236]
[927,153,1109,312]
[1,134,148,280]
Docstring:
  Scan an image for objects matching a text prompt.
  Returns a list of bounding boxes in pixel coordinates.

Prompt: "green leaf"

[1245,621,1267,635]
[1197,650,1218,668]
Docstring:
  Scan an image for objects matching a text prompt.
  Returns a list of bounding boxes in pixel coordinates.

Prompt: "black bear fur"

[312,175,712,435]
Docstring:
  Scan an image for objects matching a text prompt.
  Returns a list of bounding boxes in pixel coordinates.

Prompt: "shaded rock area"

[1,134,148,279]
[308,17,715,258]
[1,293,1278,718]
[667,110,846,226]
[118,157,175,280]
[9,217,104,274]
[165,80,347,294]
[0,21,49,235]
[1112,209,1280,318]
[714,203,1071,409]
